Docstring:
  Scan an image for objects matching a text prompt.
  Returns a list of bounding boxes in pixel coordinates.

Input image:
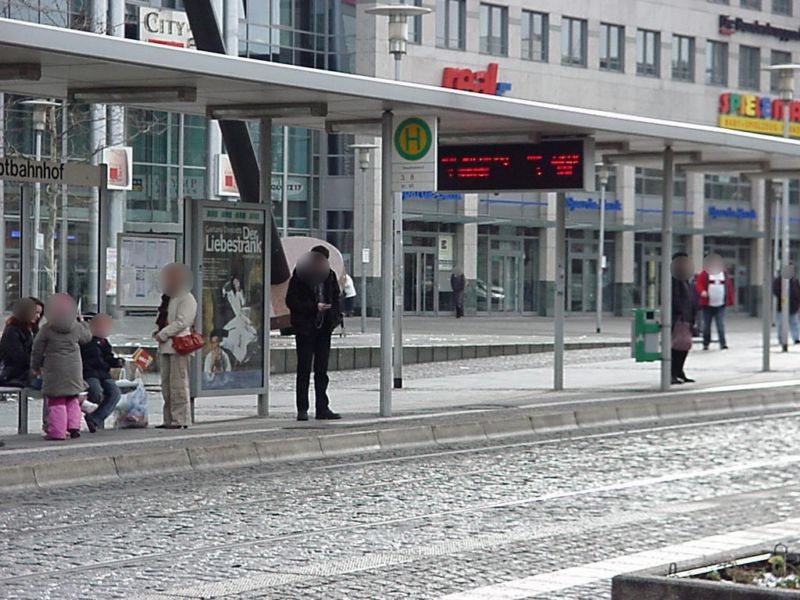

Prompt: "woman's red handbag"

[172,329,205,355]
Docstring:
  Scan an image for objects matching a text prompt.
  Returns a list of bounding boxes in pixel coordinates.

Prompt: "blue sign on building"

[565,196,622,212]
[707,206,757,220]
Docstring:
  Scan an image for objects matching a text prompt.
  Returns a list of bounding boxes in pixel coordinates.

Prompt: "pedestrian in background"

[451,267,466,319]
[341,272,356,317]
[31,294,91,440]
[154,263,197,430]
[671,252,697,385]
[773,263,800,345]
[286,245,342,421]
[695,253,733,351]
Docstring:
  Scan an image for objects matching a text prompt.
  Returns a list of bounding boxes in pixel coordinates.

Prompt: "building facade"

[0,0,796,317]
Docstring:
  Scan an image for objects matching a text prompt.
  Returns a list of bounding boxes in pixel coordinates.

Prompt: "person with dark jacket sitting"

[81,314,125,432]
[286,245,342,421]
[0,298,38,388]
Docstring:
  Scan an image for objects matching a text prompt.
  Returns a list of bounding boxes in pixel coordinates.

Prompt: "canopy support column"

[763,179,774,372]
[380,110,394,417]
[660,146,674,392]
[258,117,272,417]
[554,193,566,391]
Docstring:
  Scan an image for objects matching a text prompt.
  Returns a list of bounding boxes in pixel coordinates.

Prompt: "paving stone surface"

[0,410,799,598]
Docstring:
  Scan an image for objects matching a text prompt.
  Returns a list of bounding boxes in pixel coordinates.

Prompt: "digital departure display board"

[437,139,593,192]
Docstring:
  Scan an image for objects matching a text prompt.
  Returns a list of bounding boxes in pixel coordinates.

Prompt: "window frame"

[561,16,588,68]
[671,34,695,82]
[706,40,730,86]
[479,2,509,56]
[521,9,548,62]
[738,45,761,90]
[436,0,467,50]
[636,28,661,78]
[599,22,625,72]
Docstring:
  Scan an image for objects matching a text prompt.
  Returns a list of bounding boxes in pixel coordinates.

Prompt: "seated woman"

[0,298,38,388]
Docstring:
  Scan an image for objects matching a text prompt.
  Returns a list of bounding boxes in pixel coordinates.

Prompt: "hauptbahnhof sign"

[0,157,102,186]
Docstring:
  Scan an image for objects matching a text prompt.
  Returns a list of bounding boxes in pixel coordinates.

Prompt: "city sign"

[0,157,103,186]
[441,63,512,96]
[718,92,800,137]
[392,116,438,192]
[138,7,195,48]
[437,139,594,192]
[719,15,800,42]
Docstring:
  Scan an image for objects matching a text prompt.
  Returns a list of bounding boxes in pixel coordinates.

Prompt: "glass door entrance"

[489,253,522,312]
[567,257,598,313]
[404,250,436,314]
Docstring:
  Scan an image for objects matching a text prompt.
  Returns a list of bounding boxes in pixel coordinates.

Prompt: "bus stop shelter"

[0,17,798,417]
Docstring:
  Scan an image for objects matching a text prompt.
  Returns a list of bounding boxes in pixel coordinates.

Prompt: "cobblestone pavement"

[1,413,799,599]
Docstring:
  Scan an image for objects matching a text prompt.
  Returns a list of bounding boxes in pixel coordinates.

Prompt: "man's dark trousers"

[295,328,332,415]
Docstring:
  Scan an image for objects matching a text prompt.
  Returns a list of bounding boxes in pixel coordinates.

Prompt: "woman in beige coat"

[154,263,197,429]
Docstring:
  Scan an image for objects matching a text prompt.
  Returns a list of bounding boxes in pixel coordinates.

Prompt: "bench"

[3,378,140,435]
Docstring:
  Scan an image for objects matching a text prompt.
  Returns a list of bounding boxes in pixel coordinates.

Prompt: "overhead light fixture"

[326,118,382,134]
[604,151,700,165]
[207,103,328,120]
[365,5,432,59]
[0,63,41,81]
[677,160,769,173]
[68,86,197,104]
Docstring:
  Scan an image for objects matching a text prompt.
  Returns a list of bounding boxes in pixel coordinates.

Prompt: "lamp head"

[365,5,431,58]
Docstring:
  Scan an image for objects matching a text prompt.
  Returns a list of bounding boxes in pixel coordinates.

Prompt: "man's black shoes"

[297,412,309,421]
[85,415,97,433]
[316,411,342,420]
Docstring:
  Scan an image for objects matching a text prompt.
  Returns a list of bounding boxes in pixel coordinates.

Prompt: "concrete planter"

[613,551,800,599]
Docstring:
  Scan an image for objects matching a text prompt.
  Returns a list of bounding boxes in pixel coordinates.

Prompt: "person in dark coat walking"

[671,252,697,385]
[450,267,466,318]
[81,314,125,433]
[286,245,342,421]
[773,263,800,345]
[0,298,38,387]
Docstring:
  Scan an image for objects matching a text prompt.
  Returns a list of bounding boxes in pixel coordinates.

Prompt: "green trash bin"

[631,308,661,362]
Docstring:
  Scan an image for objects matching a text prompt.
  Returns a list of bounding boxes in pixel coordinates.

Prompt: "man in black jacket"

[81,314,125,432]
[286,245,342,421]
[671,252,697,385]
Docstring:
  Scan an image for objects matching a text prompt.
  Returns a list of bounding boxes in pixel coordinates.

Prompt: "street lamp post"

[21,99,59,299]
[365,4,431,390]
[596,165,610,334]
[765,64,800,352]
[350,143,379,335]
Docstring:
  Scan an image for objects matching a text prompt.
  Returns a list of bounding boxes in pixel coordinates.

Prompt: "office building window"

[672,35,695,81]
[741,0,762,8]
[773,0,793,14]
[636,29,660,77]
[436,0,466,50]
[562,16,587,67]
[739,45,761,90]
[600,23,625,72]
[401,0,423,44]
[706,40,729,85]
[771,50,792,91]
[480,3,508,56]
[521,10,548,62]
[708,0,730,4]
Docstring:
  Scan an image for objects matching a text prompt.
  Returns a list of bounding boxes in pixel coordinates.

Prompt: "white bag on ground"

[114,378,148,429]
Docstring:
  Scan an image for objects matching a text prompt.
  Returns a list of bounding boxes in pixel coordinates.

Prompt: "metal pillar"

[380,111,394,416]
[281,126,289,237]
[596,180,606,333]
[59,103,68,293]
[392,55,403,389]
[360,166,369,334]
[554,193,566,391]
[781,100,792,352]
[0,93,5,311]
[660,147,674,392]
[32,127,42,298]
[258,117,272,417]
[763,179,774,372]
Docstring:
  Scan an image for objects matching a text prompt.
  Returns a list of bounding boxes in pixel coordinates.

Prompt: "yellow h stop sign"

[394,118,433,161]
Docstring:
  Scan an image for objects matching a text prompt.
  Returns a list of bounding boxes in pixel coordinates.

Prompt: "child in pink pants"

[30,294,92,441]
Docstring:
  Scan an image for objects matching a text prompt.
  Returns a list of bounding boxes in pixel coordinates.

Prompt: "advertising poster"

[200,205,266,392]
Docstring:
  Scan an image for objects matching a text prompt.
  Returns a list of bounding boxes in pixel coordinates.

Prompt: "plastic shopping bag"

[114,378,149,429]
